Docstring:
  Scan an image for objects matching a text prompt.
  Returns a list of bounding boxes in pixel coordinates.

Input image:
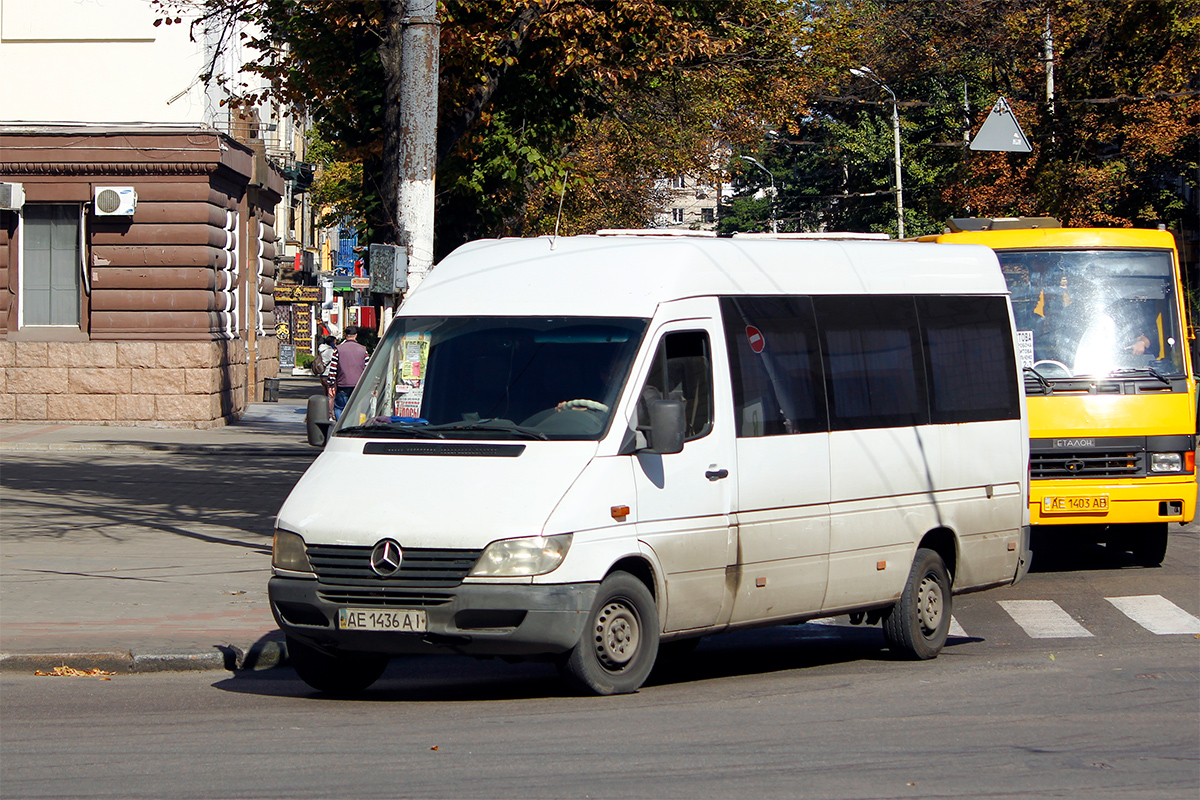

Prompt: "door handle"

[705,468,729,481]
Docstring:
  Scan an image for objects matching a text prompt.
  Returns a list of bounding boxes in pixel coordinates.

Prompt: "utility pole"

[398,0,440,295]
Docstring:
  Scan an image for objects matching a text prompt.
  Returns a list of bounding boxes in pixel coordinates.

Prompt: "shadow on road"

[210,623,927,702]
[0,452,313,549]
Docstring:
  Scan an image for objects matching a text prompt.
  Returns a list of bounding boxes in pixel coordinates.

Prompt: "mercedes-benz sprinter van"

[270,233,1031,695]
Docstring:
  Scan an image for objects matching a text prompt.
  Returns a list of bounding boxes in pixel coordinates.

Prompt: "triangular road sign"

[970,96,1033,153]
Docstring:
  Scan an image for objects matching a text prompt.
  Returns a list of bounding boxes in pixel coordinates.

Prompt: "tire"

[1127,522,1169,567]
[286,636,388,695]
[560,572,659,695]
[882,548,952,660]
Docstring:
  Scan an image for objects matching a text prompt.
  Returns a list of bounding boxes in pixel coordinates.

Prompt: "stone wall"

[0,340,261,429]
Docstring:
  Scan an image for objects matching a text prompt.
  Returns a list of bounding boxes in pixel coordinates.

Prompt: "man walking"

[332,325,369,420]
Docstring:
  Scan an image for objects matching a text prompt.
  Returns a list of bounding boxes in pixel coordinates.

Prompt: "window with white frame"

[672,208,685,223]
[21,205,82,327]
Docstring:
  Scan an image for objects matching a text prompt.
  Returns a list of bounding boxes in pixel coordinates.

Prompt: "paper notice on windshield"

[1017,330,1034,368]
[395,388,423,418]
[401,333,430,381]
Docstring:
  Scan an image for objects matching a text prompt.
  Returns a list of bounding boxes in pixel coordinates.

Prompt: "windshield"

[335,317,647,440]
[997,249,1185,379]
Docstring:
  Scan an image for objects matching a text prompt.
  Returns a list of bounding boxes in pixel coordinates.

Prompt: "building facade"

[0,126,283,426]
[0,0,308,426]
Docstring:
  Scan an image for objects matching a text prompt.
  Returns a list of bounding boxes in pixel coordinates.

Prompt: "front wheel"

[1124,522,1169,567]
[882,548,952,660]
[560,572,659,695]
[286,636,388,695]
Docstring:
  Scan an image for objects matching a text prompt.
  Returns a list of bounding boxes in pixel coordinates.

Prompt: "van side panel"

[730,434,831,622]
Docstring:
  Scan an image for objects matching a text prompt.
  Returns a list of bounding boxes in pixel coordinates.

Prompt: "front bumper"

[269,576,598,658]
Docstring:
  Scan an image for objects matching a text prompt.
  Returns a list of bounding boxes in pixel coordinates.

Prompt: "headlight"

[1149,453,1183,473]
[273,529,313,572]
[468,534,572,577]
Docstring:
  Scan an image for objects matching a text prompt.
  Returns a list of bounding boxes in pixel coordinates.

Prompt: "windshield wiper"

[421,420,549,440]
[336,422,445,439]
[1110,367,1173,386]
[1023,366,1051,393]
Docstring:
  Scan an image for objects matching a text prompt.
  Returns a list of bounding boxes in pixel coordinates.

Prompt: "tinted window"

[918,296,1020,423]
[720,296,826,437]
[815,296,927,430]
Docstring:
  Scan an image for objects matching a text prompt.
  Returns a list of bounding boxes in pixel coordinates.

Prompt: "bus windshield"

[334,317,647,440]
[997,249,1185,379]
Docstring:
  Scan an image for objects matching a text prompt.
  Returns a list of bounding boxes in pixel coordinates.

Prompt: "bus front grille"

[1031,449,1144,479]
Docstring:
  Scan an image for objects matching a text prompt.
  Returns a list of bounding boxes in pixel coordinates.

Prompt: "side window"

[918,295,1021,423]
[720,296,826,437]
[21,205,82,327]
[639,330,713,441]
[814,296,928,431]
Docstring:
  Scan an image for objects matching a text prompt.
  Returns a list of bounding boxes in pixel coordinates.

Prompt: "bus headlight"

[273,529,313,573]
[1149,452,1183,473]
[469,534,572,577]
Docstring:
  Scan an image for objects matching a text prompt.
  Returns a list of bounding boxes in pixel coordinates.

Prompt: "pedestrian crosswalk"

[988,594,1200,639]
[807,594,1200,642]
[997,599,1094,638]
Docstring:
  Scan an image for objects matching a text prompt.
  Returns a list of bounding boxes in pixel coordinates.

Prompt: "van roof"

[401,235,1006,318]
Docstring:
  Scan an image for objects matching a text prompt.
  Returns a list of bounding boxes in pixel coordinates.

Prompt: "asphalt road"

[3,526,1197,799]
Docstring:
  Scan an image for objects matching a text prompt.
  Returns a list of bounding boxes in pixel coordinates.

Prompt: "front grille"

[1030,449,1144,479]
[306,543,483,588]
[316,587,455,608]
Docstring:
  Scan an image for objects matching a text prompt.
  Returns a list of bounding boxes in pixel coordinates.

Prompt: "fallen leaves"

[34,665,116,679]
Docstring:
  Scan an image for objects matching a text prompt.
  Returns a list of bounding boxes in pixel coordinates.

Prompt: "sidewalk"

[0,377,325,674]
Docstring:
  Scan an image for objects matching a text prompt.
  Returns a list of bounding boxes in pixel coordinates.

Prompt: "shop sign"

[274,285,322,303]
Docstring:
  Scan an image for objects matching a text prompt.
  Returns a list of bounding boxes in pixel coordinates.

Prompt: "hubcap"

[916,574,943,637]
[594,600,640,670]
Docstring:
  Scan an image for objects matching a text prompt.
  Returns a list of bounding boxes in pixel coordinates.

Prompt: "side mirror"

[306,395,331,447]
[643,399,685,455]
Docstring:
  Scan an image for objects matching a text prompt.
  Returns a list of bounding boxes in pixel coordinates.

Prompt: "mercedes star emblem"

[369,539,403,577]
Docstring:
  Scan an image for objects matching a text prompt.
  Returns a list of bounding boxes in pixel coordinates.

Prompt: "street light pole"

[851,67,904,239]
[738,155,777,234]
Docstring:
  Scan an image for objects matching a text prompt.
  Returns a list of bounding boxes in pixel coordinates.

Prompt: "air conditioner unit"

[93,186,137,216]
[0,182,25,211]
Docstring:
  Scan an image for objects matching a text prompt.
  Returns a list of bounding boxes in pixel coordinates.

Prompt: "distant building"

[654,174,719,231]
[0,0,307,427]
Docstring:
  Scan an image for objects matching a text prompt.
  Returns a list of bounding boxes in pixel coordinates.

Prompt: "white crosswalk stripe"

[998,599,1094,638]
[1105,595,1200,635]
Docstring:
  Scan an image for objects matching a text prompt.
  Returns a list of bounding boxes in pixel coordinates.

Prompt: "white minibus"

[271,234,1032,695]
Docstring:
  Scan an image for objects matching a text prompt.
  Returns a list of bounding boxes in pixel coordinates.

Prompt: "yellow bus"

[919,219,1197,565]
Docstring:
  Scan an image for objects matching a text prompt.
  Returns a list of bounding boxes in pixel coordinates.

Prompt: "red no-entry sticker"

[746,325,765,353]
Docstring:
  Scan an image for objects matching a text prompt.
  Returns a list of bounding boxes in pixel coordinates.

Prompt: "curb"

[0,640,290,675]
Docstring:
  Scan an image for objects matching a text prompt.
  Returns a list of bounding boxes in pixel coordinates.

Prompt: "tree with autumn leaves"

[155,0,1197,252]
[747,0,1200,238]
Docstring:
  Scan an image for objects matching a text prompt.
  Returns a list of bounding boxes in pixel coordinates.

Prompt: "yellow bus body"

[921,226,1198,535]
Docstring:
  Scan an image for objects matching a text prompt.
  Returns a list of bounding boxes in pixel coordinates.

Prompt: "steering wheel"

[558,399,609,413]
[1032,359,1072,378]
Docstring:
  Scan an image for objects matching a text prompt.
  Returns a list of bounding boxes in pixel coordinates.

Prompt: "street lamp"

[851,66,904,239]
[737,155,778,234]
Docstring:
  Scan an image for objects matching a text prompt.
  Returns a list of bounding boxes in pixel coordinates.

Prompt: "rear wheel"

[882,548,952,660]
[560,572,659,695]
[286,636,388,695]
